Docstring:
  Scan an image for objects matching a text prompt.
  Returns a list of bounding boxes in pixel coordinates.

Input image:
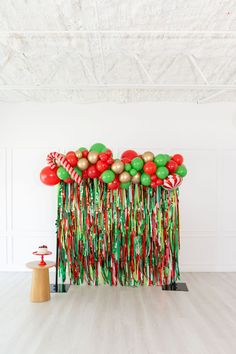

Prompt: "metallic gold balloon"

[111,160,124,174]
[131,172,141,184]
[88,151,99,164]
[119,171,131,183]
[142,151,154,162]
[75,150,83,159]
[77,158,89,171]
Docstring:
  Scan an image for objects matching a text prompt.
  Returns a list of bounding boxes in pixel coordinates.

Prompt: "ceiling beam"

[0,84,235,90]
[0,31,235,37]
[187,55,209,85]
[133,54,154,84]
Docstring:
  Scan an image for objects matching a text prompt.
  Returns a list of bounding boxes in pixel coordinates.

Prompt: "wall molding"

[1,136,236,271]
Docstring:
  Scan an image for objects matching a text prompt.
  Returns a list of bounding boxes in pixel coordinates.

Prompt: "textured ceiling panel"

[0,0,235,31]
[0,0,235,102]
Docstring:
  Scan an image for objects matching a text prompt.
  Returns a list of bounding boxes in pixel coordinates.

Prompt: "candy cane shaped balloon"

[163,174,183,190]
[47,152,82,184]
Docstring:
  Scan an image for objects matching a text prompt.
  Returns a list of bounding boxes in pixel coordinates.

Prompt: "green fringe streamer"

[56,180,181,286]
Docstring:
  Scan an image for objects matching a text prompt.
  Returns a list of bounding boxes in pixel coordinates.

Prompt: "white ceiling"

[0,0,236,103]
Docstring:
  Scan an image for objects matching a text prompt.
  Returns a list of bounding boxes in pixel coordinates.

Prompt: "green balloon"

[125,163,131,172]
[101,170,115,183]
[176,165,187,177]
[57,167,70,180]
[154,154,168,167]
[90,143,107,153]
[141,173,151,186]
[79,147,87,152]
[130,168,137,176]
[120,181,131,189]
[156,166,169,180]
[74,167,82,176]
[131,157,144,171]
[165,154,171,162]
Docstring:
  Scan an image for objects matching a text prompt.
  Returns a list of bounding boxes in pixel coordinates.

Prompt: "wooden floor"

[0,273,236,354]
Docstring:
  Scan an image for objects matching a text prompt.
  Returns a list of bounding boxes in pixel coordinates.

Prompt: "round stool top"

[26,261,56,270]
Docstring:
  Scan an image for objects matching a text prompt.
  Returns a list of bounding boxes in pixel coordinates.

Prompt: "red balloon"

[107,157,114,165]
[66,151,78,167]
[108,177,120,190]
[150,181,156,188]
[151,174,157,181]
[40,166,60,186]
[82,150,89,158]
[144,161,157,175]
[121,157,130,164]
[82,170,89,179]
[105,149,113,157]
[64,177,74,184]
[121,150,138,163]
[156,178,163,186]
[87,165,99,178]
[96,160,109,173]
[172,154,184,165]
[166,160,178,173]
[99,152,109,162]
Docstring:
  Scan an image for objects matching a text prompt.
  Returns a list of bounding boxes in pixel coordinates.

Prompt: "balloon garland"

[40,143,187,189]
[40,143,187,286]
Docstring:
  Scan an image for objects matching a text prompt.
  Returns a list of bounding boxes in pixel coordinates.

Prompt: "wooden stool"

[26,261,55,302]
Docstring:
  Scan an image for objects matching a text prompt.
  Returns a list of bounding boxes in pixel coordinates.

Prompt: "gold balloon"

[88,151,99,164]
[75,150,83,159]
[132,172,141,184]
[111,160,124,174]
[142,151,154,162]
[77,158,89,171]
[119,171,131,183]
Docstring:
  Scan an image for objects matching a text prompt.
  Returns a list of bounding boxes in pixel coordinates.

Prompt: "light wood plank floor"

[0,272,236,354]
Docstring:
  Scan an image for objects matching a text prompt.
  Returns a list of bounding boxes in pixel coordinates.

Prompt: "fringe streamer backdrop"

[57,180,180,286]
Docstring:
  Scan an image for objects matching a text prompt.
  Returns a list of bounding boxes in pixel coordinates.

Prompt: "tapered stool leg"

[30,268,50,302]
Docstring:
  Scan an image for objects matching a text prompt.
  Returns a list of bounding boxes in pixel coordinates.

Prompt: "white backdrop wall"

[0,103,236,272]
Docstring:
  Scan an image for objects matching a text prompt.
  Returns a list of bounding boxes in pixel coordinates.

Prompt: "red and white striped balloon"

[47,152,82,184]
[163,174,183,190]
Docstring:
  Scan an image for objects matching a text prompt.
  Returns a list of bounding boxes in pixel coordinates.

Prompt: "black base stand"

[50,284,70,293]
[162,282,188,291]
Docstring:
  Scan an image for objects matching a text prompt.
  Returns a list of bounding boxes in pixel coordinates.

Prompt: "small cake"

[37,245,48,254]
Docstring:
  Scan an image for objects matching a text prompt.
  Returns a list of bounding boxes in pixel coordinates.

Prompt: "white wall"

[0,102,236,272]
